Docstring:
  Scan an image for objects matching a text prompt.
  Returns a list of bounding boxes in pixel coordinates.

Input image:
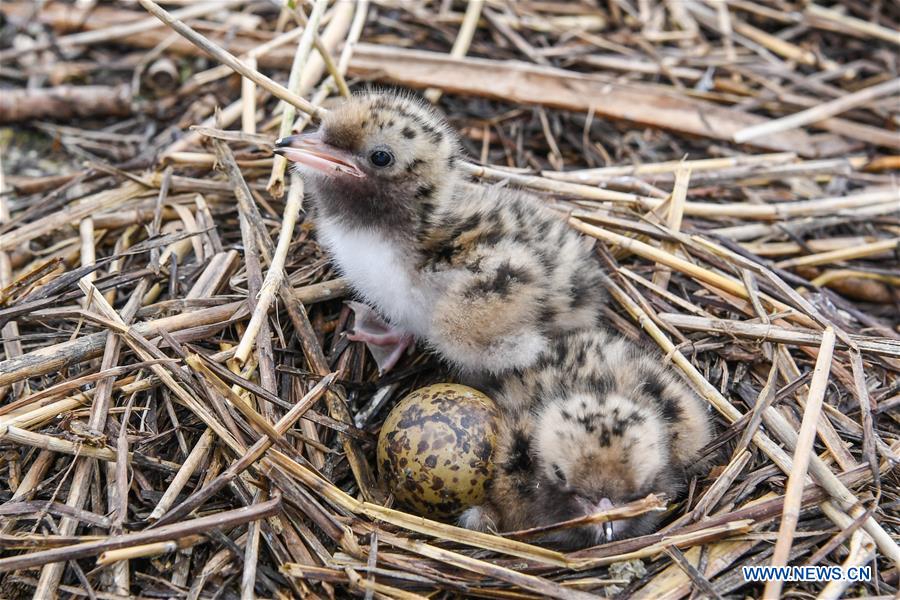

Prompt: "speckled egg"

[377,384,499,519]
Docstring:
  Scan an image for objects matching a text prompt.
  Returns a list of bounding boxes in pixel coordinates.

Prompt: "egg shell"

[377,384,499,518]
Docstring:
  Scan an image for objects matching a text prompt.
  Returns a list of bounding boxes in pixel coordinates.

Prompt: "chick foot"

[346,301,414,374]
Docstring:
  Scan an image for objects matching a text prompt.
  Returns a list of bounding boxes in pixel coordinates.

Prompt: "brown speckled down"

[462,329,713,548]
[292,91,608,377]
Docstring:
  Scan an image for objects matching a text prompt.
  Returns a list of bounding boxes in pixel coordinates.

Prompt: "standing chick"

[459,329,712,549]
[274,91,605,375]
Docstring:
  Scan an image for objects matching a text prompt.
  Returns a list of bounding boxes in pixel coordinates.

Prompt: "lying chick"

[274,91,605,375]
[459,329,712,548]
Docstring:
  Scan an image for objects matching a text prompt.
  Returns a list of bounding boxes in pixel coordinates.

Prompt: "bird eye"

[552,464,566,484]
[369,149,394,168]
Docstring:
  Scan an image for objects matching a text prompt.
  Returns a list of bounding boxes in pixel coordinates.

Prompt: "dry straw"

[0,1,897,598]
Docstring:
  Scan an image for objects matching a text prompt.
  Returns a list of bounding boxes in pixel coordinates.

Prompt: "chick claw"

[346,301,414,375]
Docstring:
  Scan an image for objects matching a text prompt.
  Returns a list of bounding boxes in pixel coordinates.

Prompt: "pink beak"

[577,496,616,542]
[273,132,365,179]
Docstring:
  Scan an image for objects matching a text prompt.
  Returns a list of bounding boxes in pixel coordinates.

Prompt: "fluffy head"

[274,91,462,236]
[535,392,671,504]
[528,392,678,545]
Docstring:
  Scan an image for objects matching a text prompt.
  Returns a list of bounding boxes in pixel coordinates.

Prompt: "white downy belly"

[316,221,431,336]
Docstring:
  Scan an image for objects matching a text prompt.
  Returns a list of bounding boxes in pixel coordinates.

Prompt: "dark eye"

[369,149,394,168]
[552,464,566,484]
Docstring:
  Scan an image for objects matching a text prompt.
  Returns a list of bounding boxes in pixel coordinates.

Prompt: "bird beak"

[273,132,365,179]
[602,520,614,542]
[594,497,615,541]
[576,496,617,542]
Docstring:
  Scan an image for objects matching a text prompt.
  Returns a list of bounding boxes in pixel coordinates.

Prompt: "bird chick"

[459,329,712,549]
[274,91,605,375]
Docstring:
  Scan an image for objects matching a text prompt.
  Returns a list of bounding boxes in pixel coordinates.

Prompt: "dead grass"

[0,1,898,598]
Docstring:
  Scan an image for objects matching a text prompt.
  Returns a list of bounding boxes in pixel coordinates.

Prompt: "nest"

[0,1,898,598]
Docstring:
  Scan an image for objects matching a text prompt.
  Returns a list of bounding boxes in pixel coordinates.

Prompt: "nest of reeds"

[0,1,898,598]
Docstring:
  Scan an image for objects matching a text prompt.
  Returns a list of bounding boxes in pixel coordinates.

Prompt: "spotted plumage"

[458,329,713,549]
[275,91,606,375]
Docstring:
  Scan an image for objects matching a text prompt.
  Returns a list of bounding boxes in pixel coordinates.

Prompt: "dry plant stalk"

[1,1,898,598]
[734,78,900,143]
[765,327,836,599]
[267,0,328,198]
[651,164,690,290]
[423,0,484,103]
[234,174,303,364]
[136,0,322,119]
